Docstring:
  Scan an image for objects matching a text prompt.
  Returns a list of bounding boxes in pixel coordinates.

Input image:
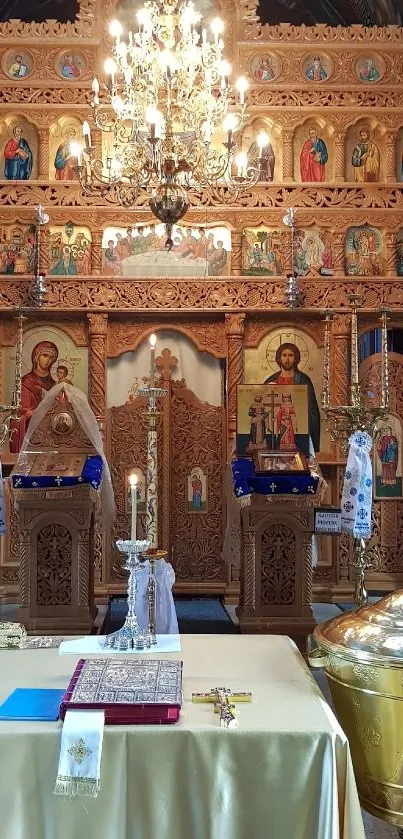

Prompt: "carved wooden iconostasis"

[1,0,403,602]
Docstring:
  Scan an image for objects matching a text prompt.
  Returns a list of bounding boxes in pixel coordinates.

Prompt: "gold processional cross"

[192,687,252,728]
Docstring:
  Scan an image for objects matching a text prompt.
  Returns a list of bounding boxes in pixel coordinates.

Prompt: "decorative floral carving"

[261,523,296,605]
[36,523,72,606]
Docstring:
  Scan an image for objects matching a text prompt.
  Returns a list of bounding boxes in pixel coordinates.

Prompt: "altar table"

[0,635,364,839]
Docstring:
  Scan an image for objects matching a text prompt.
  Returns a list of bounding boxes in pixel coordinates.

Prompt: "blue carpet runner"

[106,596,238,634]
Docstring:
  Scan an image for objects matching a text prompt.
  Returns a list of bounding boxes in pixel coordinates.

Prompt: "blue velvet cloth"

[11,454,103,490]
[232,457,319,500]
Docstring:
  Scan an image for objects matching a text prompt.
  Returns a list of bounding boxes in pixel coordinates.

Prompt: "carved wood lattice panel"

[169,379,226,586]
[108,379,226,592]
[261,523,296,605]
[36,523,72,605]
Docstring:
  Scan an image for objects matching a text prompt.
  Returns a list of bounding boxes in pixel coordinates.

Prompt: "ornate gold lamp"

[74,0,264,246]
[321,295,389,604]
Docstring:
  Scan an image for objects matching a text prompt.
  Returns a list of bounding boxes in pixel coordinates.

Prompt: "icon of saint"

[351,129,380,182]
[265,342,320,451]
[300,128,328,182]
[4,126,33,180]
[9,340,58,452]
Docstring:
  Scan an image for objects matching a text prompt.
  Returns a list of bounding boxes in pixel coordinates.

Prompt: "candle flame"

[150,333,157,347]
[129,473,138,487]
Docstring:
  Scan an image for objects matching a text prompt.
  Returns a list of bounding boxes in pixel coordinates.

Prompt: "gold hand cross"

[192,686,252,728]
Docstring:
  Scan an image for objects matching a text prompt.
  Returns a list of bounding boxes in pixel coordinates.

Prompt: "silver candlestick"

[103,539,151,650]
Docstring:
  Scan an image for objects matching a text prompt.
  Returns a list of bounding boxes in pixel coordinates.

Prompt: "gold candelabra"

[321,295,389,605]
[0,313,25,449]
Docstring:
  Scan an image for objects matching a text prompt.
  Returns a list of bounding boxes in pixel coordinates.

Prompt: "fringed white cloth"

[20,383,115,524]
[54,710,104,798]
[136,559,178,634]
[0,458,6,534]
[340,431,373,539]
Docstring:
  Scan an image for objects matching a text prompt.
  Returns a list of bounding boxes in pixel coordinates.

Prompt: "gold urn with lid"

[311,592,403,827]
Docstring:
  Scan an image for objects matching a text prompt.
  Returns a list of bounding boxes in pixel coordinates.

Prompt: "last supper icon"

[236,384,310,468]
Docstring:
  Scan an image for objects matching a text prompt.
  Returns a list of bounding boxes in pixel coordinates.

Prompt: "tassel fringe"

[54,775,100,798]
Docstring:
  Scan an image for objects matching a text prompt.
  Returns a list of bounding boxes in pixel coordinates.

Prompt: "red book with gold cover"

[60,658,182,725]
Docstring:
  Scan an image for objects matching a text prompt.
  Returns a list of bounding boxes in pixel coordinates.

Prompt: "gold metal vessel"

[312,592,403,827]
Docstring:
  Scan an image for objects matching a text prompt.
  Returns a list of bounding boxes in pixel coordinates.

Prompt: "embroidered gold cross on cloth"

[192,687,252,728]
[54,710,105,798]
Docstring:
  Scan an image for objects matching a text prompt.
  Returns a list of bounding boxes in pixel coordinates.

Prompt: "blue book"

[0,688,65,721]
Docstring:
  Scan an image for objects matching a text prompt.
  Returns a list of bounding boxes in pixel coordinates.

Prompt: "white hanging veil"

[20,383,115,523]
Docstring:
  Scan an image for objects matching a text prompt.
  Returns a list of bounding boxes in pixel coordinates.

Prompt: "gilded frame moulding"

[1,277,403,313]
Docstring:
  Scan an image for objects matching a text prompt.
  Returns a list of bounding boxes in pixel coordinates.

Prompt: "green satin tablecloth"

[0,634,365,839]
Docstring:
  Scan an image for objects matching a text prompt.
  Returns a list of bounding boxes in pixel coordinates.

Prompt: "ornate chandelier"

[75,0,259,246]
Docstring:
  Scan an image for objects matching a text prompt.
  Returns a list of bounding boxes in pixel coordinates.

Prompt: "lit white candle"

[235,151,247,178]
[257,130,269,158]
[109,19,122,46]
[149,332,156,387]
[235,75,248,106]
[129,473,138,541]
[70,142,83,166]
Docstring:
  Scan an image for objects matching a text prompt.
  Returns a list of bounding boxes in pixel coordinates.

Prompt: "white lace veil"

[21,383,115,523]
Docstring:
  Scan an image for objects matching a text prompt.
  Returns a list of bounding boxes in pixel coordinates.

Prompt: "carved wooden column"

[332,314,350,406]
[385,131,397,183]
[87,314,108,436]
[38,128,50,181]
[282,130,294,181]
[39,226,50,273]
[385,231,397,277]
[281,228,292,275]
[230,231,243,275]
[91,229,103,275]
[332,231,345,277]
[225,314,245,443]
[332,313,352,592]
[333,133,345,182]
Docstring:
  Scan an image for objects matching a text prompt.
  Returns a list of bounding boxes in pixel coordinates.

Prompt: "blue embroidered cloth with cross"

[231,457,319,501]
[11,455,103,491]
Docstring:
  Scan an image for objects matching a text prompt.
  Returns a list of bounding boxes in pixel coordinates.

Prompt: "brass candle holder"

[321,295,389,605]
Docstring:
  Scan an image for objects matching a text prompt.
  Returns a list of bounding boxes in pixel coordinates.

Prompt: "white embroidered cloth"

[54,710,104,798]
[20,383,115,524]
[136,559,178,634]
[340,431,373,538]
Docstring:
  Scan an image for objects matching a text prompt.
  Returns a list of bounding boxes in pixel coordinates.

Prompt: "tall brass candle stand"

[321,296,389,605]
[140,382,168,643]
[0,313,25,448]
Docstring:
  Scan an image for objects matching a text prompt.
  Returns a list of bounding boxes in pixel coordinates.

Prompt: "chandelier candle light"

[76,0,263,246]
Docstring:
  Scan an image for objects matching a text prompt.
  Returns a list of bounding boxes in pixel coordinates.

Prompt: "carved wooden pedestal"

[14,484,97,634]
[238,497,316,652]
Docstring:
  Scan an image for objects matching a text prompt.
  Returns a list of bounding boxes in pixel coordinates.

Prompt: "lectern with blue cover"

[232,384,326,651]
[11,389,103,634]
